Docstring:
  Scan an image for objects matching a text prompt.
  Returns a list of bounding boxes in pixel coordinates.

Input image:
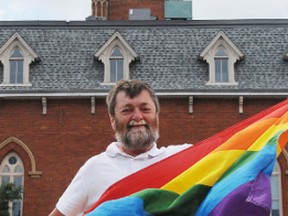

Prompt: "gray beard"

[116,125,159,151]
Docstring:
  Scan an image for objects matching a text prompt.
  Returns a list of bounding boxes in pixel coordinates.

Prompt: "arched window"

[214,45,228,83]
[109,46,124,83]
[270,161,283,216]
[0,152,24,216]
[199,31,243,85]
[91,0,108,19]
[96,1,101,17]
[9,47,24,84]
[95,32,138,85]
[0,32,39,86]
[103,1,107,17]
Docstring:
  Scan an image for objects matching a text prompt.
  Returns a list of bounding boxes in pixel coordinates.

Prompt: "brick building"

[0,1,288,216]
[90,0,192,20]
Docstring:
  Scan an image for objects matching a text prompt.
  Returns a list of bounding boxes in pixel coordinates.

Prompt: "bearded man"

[49,80,191,216]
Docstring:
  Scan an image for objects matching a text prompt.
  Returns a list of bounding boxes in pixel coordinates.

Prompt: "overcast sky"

[0,0,288,21]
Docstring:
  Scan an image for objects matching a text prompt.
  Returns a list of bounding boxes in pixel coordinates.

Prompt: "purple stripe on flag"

[210,171,271,216]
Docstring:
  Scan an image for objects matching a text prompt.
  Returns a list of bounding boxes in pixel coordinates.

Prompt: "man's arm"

[48,208,64,216]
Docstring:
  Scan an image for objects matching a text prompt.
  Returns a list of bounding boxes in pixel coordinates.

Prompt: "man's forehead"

[115,90,154,106]
[116,89,150,99]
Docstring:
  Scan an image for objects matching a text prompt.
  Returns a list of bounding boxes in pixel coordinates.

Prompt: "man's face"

[110,90,159,151]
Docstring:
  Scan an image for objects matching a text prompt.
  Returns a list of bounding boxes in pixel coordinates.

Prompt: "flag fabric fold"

[86,99,288,216]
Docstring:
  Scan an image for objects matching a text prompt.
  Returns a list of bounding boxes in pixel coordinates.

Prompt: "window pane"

[12,200,22,216]
[110,60,116,83]
[10,61,17,83]
[271,176,279,197]
[17,61,24,83]
[9,156,17,165]
[271,209,280,216]
[10,60,24,84]
[14,166,23,174]
[13,176,23,187]
[1,175,10,185]
[215,59,221,82]
[272,200,279,209]
[111,47,122,57]
[2,165,10,173]
[117,60,123,81]
[11,47,23,58]
[215,46,227,57]
[215,59,228,82]
[222,59,228,82]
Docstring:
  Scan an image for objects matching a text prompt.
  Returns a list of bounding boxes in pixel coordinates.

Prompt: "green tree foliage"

[0,183,22,216]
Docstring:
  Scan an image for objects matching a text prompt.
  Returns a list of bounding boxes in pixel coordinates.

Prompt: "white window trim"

[200,31,244,86]
[270,161,283,216]
[94,31,139,85]
[0,32,39,86]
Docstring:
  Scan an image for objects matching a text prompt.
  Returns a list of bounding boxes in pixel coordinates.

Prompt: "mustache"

[128,120,148,127]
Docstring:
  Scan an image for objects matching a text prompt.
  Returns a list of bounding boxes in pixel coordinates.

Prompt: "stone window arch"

[0,137,42,178]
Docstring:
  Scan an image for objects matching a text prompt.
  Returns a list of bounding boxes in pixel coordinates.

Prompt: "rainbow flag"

[86,99,288,216]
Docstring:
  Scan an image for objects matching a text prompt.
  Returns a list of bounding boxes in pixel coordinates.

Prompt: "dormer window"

[200,31,244,85]
[95,31,139,85]
[110,46,124,82]
[0,33,39,86]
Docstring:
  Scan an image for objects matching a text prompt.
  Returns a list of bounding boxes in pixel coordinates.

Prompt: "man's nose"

[132,109,144,122]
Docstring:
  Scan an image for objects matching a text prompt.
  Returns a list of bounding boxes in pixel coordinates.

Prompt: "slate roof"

[0,19,288,97]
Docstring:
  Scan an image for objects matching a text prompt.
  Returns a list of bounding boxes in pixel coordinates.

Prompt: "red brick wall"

[108,0,164,20]
[0,97,287,215]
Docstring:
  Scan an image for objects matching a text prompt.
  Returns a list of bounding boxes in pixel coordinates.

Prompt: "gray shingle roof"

[0,19,288,97]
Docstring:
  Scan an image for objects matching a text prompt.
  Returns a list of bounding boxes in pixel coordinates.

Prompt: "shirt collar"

[106,142,164,159]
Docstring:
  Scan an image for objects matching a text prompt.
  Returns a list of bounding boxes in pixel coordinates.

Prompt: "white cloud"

[0,0,91,21]
[0,10,6,19]
[1,0,288,21]
[193,0,288,19]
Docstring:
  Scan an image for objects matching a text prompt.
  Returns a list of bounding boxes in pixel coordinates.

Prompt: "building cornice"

[1,19,288,28]
[0,91,287,99]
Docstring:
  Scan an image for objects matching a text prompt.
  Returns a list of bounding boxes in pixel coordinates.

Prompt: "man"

[49,80,191,216]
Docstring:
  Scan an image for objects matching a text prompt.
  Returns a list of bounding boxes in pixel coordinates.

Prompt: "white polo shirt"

[56,142,191,216]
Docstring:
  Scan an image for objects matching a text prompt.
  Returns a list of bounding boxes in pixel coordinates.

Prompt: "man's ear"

[109,115,116,131]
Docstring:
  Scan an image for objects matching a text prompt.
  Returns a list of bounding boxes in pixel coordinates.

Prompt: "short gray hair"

[106,80,160,117]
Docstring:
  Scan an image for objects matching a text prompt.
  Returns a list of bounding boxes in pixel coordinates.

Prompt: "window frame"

[0,152,24,216]
[270,161,283,216]
[109,46,124,83]
[94,31,139,85]
[9,47,24,84]
[0,32,39,86]
[199,31,244,86]
[214,46,229,83]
